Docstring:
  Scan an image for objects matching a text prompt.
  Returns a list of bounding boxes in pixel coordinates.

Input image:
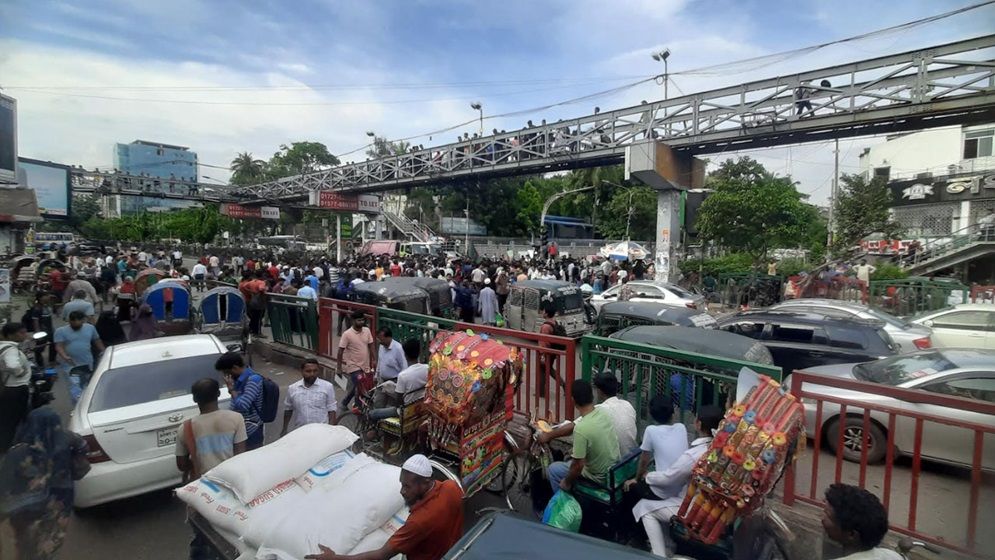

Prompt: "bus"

[30,231,75,245]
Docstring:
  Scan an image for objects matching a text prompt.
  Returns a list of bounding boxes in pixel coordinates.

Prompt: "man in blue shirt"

[55,311,105,388]
[215,352,265,450]
[376,327,407,382]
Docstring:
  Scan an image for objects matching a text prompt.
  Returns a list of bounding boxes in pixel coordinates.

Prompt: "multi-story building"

[858,124,994,282]
[111,140,199,214]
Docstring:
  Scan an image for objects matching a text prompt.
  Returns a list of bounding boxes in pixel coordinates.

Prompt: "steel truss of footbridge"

[79,35,995,205]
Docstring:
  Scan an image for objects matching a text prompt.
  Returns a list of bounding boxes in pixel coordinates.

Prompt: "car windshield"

[853,351,955,385]
[559,292,583,312]
[89,353,223,412]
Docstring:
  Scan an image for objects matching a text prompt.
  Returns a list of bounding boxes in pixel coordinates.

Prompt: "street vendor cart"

[424,329,523,498]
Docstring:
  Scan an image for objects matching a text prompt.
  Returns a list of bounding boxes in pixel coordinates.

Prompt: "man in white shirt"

[854,259,876,285]
[369,339,428,421]
[191,262,208,293]
[627,405,723,558]
[470,266,486,286]
[632,397,687,497]
[376,327,407,382]
[280,359,337,436]
[821,483,902,560]
[537,371,637,456]
[208,254,221,278]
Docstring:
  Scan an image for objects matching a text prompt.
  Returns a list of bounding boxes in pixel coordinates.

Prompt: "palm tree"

[230,152,266,185]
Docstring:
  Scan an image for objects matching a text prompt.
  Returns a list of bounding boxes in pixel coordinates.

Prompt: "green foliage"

[776,258,809,277]
[79,205,235,244]
[832,173,903,253]
[230,152,266,186]
[366,136,410,158]
[681,253,755,277]
[696,157,813,264]
[267,142,340,178]
[870,263,909,281]
[595,185,656,240]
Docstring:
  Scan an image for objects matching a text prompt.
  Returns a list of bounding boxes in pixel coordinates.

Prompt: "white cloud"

[0,38,471,177]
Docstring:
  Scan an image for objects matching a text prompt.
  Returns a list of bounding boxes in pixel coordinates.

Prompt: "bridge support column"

[625,140,705,283]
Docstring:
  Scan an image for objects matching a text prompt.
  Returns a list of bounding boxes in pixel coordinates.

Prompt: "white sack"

[203,423,358,502]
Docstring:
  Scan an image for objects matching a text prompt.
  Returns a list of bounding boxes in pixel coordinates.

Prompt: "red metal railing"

[315,298,577,423]
[784,371,995,557]
[969,285,995,304]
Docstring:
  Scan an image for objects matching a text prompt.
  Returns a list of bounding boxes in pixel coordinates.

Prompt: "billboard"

[440,217,486,235]
[313,191,382,213]
[220,203,281,220]
[17,157,71,218]
[0,94,15,185]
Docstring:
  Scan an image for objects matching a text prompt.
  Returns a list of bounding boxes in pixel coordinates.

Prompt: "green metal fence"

[868,278,968,317]
[376,308,457,361]
[580,334,782,427]
[267,294,319,351]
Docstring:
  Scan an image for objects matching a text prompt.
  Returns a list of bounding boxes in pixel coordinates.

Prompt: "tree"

[366,136,410,159]
[595,185,657,240]
[832,173,903,252]
[267,141,340,178]
[230,152,266,185]
[695,157,811,264]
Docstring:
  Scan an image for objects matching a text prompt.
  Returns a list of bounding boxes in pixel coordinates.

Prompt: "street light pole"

[470,102,483,137]
[651,48,672,100]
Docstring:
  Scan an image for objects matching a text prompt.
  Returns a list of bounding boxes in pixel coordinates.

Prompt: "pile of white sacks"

[176,424,408,560]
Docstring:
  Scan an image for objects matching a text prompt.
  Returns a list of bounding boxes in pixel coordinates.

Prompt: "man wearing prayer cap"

[305,454,464,560]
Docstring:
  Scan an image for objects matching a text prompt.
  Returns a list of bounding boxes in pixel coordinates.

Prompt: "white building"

[859,124,995,236]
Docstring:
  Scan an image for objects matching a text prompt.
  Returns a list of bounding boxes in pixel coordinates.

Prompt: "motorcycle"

[26,331,58,409]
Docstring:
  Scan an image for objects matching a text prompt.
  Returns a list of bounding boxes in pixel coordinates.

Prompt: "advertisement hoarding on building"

[0,94,15,185]
[17,157,70,218]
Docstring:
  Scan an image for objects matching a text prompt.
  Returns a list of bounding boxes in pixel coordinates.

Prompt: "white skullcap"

[402,454,433,478]
[484,278,491,285]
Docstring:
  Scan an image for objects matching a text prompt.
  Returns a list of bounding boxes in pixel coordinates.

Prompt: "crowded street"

[3,3,995,560]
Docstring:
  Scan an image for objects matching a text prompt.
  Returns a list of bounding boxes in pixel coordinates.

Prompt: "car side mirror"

[922,320,933,328]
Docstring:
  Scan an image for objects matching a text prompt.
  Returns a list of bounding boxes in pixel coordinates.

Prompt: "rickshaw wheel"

[483,449,511,494]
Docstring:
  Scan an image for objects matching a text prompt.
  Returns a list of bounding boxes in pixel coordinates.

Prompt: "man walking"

[0,322,32,453]
[62,290,96,323]
[338,311,375,408]
[280,359,337,437]
[215,353,266,450]
[55,310,104,388]
[477,278,499,326]
[376,327,407,382]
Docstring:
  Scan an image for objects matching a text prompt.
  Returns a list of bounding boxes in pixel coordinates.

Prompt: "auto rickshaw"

[411,277,454,317]
[595,301,717,336]
[503,279,591,337]
[352,278,434,314]
[196,286,248,347]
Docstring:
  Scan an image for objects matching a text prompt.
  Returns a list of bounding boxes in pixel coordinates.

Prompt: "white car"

[70,334,233,508]
[591,281,706,311]
[912,304,995,350]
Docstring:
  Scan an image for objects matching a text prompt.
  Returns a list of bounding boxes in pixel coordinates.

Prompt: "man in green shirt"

[546,380,621,493]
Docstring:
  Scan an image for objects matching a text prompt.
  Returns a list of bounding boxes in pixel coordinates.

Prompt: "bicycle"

[498,419,555,516]
[895,537,942,559]
[336,370,392,456]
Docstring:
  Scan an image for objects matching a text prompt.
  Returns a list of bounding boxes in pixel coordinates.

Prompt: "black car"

[715,310,898,373]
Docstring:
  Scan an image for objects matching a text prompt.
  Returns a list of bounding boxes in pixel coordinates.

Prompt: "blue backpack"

[252,373,280,423]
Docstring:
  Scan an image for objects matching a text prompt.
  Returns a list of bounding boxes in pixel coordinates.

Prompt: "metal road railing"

[868,278,969,317]
[580,334,782,427]
[785,371,995,557]
[266,293,319,351]
[316,298,579,423]
[904,222,995,272]
[232,35,995,201]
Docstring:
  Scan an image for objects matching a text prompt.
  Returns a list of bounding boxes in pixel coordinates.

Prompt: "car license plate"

[157,427,178,447]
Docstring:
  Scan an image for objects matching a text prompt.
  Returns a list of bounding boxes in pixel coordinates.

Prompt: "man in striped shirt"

[280,358,337,436]
[216,353,266,450]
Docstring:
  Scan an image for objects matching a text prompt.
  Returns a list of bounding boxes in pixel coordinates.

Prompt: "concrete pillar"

[625,140,705,283]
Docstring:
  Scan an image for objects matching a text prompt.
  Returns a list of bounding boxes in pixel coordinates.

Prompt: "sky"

[1,0,994,204]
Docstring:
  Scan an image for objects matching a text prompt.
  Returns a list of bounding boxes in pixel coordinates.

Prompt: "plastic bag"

[495,312,505,328]
[542,490,582,532]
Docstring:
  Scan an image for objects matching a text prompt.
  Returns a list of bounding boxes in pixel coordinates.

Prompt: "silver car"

[785,349,995,470]
[771,298,933,353]
[591,281,706,311]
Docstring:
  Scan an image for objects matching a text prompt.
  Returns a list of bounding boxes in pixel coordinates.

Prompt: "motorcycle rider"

[0,322,32,453]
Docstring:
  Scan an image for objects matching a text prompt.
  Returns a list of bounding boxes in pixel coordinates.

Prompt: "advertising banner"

[17,157,70,218]
[221,204,281,220]
[315,192,381,213]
